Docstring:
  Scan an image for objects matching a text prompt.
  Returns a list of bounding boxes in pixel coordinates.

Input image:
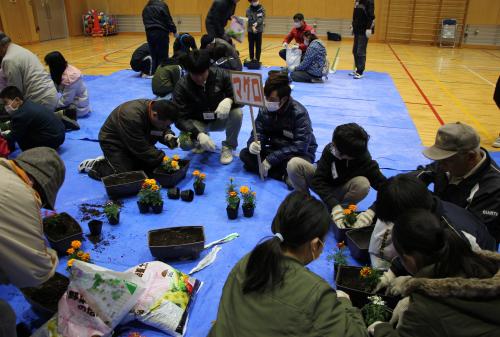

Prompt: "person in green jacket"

[209,191,368,337]
[152,63,182,99]
[369,208,500,337]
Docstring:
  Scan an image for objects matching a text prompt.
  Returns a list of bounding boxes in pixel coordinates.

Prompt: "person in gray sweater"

[246,0,265,62]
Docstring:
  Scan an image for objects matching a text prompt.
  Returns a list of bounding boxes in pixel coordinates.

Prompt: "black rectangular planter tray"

[346,226,374,263]
[335,265,400,309]
[43,212,83,255]
[332,221,352,242]
[102,171,147,198]
[21,272,69,318]
[152,159,190,188]
[149,226,205,261]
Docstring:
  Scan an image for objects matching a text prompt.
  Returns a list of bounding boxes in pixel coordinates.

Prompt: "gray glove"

[353,209,375,228]
[390,297,410,328]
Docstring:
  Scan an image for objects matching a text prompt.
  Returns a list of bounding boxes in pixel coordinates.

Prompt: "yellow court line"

[401,45,494,144]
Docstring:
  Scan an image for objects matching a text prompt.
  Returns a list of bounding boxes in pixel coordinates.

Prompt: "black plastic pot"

[137,201,150,214]
[181,189,194,202]
[102,171,147,198]
[43,213,83,255]
[242,205,254,218]
[148,226,205,260]
[107,213,120,225]
[151,202,164,214]
[153,159,190,188]
[21,272,69,318]
[227,206,239,220]
[194,183,205,195]
[346,226,374,263]
[88,219,103,236]
[168,187,180,199]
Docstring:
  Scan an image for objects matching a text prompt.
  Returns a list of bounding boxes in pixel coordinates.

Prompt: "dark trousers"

[0,300,16,337]
[279,48,287,61]
[353,34,368,75]
[240,147,289,181]
[146,28,170,73]
[248,32,262,61]
[291,71,321,83]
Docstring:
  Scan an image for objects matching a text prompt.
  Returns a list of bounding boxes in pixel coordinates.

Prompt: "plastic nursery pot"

[151,202,164,214]
[226,206,239,220]
[43,212,83,255]
[168,187,180,200]
[21,272,69,318]
[181,189,194,202]
[242,205,255,218]
[107,213,120,225]
[137,201,150,214]
[193,183,205,195]
[345,226,375,263]
[88,219,103,236]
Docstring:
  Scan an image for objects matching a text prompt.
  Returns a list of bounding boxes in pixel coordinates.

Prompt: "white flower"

[368,295,386,306]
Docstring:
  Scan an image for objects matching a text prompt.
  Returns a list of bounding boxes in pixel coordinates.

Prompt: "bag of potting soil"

[124,261,202,336]
[225,16,246,43]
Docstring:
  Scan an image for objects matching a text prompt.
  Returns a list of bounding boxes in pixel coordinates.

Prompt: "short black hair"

[376,174,434,222]
[0,86,24,101]
[200,34,214,49]
[264,73,291,100]
[332,123,369,157]
[179,49,211,74]
[152,100,180,121]
[293,13,305,22]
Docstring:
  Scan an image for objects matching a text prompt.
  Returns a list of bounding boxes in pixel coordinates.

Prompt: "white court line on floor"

[462,65,495,87]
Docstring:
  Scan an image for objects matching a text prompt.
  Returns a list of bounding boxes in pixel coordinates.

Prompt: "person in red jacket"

[278,13,314,61]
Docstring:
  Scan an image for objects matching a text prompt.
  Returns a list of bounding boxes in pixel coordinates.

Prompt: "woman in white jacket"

[45,51,90,118]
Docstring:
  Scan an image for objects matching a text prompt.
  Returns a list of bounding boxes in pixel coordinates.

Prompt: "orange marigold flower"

[229,191,237,197]
[240,186,249,194]
[71,240,81,249]
[337,241,345,249]
[162,156,170,162]
[348,204,357,211]
[173,155,180,161]
[360,267,372,278]
[67,258,75,268]
[343,209,352,215]
[151,185,159,191]
[77,251,84,258]
[200,173,206,179]
[66,248,75,255]
[171,160,179,168]
[82,253,91,262]
[193,170,200,176]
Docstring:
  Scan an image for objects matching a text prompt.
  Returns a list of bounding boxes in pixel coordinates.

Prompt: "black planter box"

[21,272,69,318]
[149,226,205,261]
[153,160,190,188]
[332,221,352,242]
[102,171,147,198]
[43,213,83,255]
[346,226,374,263]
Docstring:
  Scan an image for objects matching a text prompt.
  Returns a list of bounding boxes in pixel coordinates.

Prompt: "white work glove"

[367,321,384,336]
[262,159,271,178]
[249,141,261,155]
[331,205,345,228]
[373,269,396,293]
[215,98,233,120]
[353,209,376,228]
[386,276,412,296]
[390,297,410,328]
[366,29,372,38]
[336,290,350,300]
[197,132,216,152]
[282,42,288,49]
[164,133,179,149]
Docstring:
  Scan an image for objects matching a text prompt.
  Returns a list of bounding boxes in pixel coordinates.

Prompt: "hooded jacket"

[311,143,387,210]
[56,65,90,117]
[415,149,500,244]
[142,0,177,33]
[283,22,315,52]
[295,39,327,77]
[247,98,317,166]
[206,0,236,38]
[374,250,500,337]
[352,0,375,34]
[246,3,265,33]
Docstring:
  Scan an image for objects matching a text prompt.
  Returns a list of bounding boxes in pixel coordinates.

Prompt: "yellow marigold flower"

[151,185,159,191]
[252,191,256,196]
[71,240,81,249]
[163,156,170,162]
[77,251,84,258]
[348,204,357,211]
[172,160,179,168]
[200,173,206,179]
[343,209,352,215]
[193,170,200,176]
[240,186,249,194]
[229,191,237,197]
[83,253,90,262]
[67,258,75,268]
[360,267,372,278]
[66,248,75,255]
[173,155,180,161]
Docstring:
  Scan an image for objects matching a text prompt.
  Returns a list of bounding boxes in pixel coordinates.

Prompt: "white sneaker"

[493,137,500,148]
[78,156,104,173]
[220,146,234,164]
[141,73,153,79]
[353,72,364,79]
[348,71,357,76]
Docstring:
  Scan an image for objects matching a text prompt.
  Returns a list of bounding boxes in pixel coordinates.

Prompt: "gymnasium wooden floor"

[23,35,500,149]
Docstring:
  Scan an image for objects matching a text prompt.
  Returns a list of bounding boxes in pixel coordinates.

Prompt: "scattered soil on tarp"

[21,273,69,313]
[150,228,203,246]
[79,203,104,221]
[43,213,81,240]
[89,233,117,254]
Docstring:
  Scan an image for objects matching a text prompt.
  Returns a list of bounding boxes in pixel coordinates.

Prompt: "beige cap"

[422,122,480,160]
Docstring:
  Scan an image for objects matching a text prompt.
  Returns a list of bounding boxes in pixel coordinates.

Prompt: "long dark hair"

[44,51,68,86]
[242,192,330,294]
[393,209,497,279]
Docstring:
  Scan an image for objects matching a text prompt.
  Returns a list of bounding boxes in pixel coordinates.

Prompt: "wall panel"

[0,0,39,44]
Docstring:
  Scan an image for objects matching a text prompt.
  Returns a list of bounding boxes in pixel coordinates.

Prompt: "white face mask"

[251,1,259,6]
[4,102,17,115]
[265,100,281,112]
[293,22,302,29]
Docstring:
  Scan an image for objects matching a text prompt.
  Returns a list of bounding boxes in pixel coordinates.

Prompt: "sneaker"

[348,71,357,76]
[493,137,500,148]
[220,145,234,164]
[353,72,364,79]
[311,78,324,83]
[141,73,153,79]
[78,156,104,173]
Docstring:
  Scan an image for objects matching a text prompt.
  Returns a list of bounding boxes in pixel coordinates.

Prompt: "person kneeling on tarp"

[290,30,327,83]
[239,73,317,188]
[78,99,179,180]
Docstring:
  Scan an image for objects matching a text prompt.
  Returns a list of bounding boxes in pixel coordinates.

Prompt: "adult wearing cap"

[0,32,58,111]
[0,147,64,336]
[414,122,500,246]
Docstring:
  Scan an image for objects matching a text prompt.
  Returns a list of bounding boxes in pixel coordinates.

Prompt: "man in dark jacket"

[351,0,375,79]
[205,0,239,40]
[173,50,243,165]
[279,13,315,61]
[240,73,317,185]
[130,43,153,77]
[287,123,386,227]
[0,86,65,151]
[79,99,179,180]
[414,122,500,245]
[201,34,243,71]
[142,0,177,73]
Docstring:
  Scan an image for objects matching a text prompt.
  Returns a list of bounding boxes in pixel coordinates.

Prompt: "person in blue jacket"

[290,30,327,83]
[239,73,317,187]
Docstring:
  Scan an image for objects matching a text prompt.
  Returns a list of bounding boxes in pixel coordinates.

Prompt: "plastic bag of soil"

[123,261,202,336]
[286,47,302,69]
[225,16,246,43]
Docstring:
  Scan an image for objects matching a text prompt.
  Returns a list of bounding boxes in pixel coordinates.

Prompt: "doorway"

[32,0,68,41]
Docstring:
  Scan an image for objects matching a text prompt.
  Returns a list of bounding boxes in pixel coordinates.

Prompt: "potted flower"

[332,204,359,241]
[103,200,120,225]
[327,241,348,276]
[359,266,384,291]
[137,179,163,214]
[240,186,256,217]
[66,240,91,270]
[179,131,194,151]
[153,154,190,188]
[361,295,391,326]
[226,178,240,220]
[192,170,206,195]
